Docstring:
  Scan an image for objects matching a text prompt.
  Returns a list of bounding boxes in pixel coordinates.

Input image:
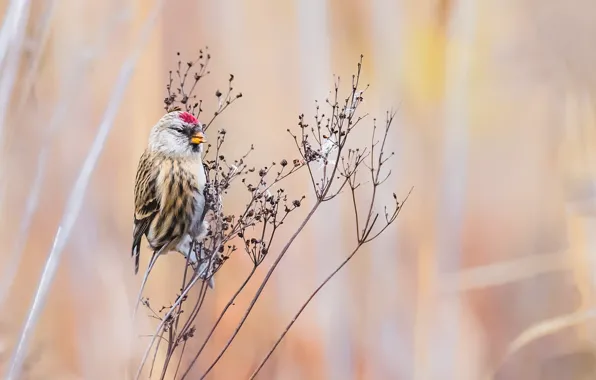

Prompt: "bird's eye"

[170,126,186,134]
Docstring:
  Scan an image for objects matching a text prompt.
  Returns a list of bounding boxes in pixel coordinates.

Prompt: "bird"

[132,110,214,287]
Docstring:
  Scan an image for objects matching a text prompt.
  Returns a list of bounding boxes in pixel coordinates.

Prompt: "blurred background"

[2,0,596,379]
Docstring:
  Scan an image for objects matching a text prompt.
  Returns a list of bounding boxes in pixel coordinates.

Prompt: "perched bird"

[132,110,213,286]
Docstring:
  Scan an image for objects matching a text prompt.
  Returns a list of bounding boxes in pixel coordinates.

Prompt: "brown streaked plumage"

[132,111,208,276]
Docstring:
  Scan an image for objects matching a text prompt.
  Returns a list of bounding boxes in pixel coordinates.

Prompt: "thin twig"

[196,57,367,379]
[134,247,167,320]
[173,340,187,380]
[197,202,323,379]
[181,266,257,376]
[135,270,203,380]
[249,106,408,378]
[249,189,412,378]
[149,328,166,378]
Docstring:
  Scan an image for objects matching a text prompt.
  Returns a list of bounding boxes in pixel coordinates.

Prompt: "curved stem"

[196,203,320,380]
[248,244,359,379]
[133,250,162,320]
[250,190,412,377]
[180,266,257,378]
[135,271,202,380]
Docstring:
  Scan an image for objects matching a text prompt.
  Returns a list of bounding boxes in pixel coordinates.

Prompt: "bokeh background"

[2,0,596,379]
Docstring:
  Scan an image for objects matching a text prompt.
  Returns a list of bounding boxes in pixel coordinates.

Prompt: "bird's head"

[148,111,207,157]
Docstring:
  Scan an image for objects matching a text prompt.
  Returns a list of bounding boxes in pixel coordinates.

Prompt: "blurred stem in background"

[0,0,31,149]
[3,1,164,378]
[0,1,128,311]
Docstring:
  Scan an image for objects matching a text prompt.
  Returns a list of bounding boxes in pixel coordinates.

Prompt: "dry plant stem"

[155,56,365,378]
[173,340,188,379]
[180,249,223,331]
[249,109,405,378]
[249,189,412,379]
[174,272,211,346]
[133,248,163,319]
[204,75,241,131]
[181,266,258,374]
[139,107,278,377]
[174,273,208,342]
[149,69,249,377]
[149,328,167,378]
[169,252,224,351]
[159,271,208,380]
[142,250,215,379]
[195,204,321,380]
[195,60,365,380]
[4,2,164,378]
[249,246,362,380]
[185,278,209,326]
[171,241,196,335]
[175,159,304,376]
[140,247,208,380]
[135,264,210,380]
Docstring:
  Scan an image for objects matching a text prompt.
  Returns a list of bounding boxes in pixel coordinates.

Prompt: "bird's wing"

[132,151,161,274]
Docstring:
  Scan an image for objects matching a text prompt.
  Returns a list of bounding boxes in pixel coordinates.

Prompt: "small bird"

[132,110,213,286]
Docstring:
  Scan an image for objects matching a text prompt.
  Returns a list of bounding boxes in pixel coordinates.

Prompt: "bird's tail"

[132,241,140,274]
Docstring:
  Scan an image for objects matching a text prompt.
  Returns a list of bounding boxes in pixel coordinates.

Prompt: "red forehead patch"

[179,112,198,124]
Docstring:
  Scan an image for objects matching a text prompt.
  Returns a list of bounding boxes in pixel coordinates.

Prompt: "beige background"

[2,0,596,379]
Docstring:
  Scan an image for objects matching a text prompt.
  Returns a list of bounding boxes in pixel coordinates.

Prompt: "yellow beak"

[190,131,206,145]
